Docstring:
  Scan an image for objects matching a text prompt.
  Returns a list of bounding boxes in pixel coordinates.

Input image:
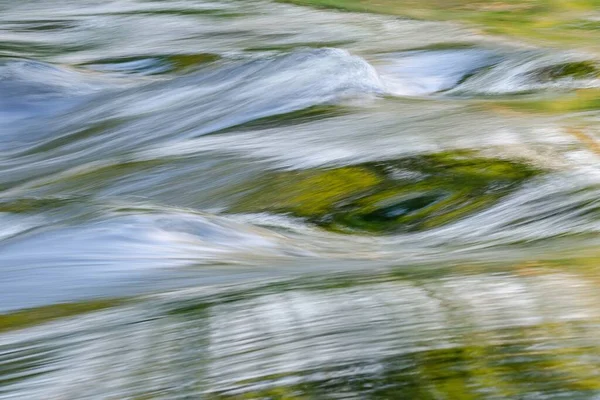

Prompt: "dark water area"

[0,0,599,398]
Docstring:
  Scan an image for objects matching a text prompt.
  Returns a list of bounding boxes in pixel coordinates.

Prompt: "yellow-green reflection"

[277,0,600,53]
[0,299,124,333]
[232,151,540,233]
[2,256,600,399]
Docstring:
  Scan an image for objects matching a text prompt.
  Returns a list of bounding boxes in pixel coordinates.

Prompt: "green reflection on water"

[277,0,600,54]
[0,298,125,333]
[208,335,600,399]
[2,256,600,399]
[232,151,540,234]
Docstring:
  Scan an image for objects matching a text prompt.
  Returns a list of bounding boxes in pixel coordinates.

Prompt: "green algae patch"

[231,152,540,234]
[0,299,125,333]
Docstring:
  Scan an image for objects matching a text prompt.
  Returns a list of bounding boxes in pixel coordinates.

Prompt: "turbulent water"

[1,0,600,398]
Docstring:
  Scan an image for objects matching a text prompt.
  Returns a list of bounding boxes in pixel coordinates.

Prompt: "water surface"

[0,0,599,398]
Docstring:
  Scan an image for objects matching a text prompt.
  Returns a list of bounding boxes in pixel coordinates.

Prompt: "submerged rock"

[231,151,540,234]
[529,60,600,82]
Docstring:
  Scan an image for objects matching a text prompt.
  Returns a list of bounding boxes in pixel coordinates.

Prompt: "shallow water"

[0,0,599,398]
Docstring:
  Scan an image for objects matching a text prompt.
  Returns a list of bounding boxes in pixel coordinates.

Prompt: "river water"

[1,0,600,398]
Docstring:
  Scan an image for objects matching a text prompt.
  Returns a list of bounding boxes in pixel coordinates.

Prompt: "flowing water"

[1,0,600,398]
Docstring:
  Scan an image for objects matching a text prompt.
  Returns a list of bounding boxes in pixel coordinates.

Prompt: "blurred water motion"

[3,266,600,399]
[1,0,600,398]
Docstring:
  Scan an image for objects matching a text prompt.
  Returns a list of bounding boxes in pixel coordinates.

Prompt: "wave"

[0,58,126,130]
[0,205,315,312]
[0,49,384,183]
[1,167,598,312]
[377,48,600,97]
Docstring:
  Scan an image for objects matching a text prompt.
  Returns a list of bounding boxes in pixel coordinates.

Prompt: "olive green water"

[0,0,599,398]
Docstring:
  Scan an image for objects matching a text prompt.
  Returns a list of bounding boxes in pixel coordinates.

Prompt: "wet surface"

[0,0,599,398]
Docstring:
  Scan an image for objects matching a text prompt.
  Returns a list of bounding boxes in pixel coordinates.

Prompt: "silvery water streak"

[0,0,599,398]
